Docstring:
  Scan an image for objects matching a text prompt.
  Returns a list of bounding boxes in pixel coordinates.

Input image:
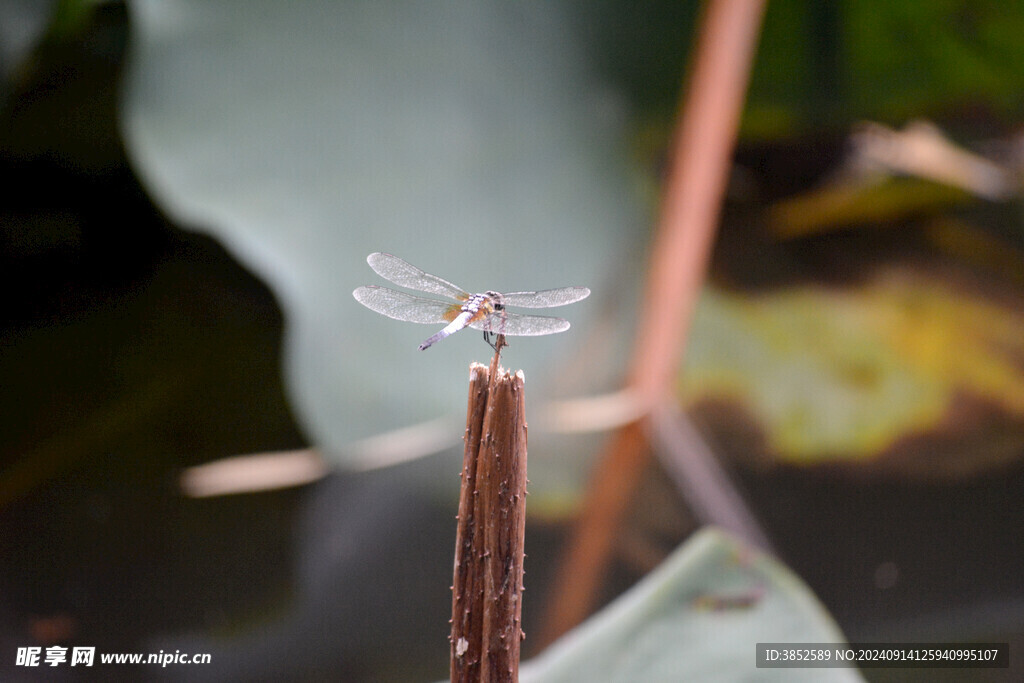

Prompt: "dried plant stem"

[451,339,528,682]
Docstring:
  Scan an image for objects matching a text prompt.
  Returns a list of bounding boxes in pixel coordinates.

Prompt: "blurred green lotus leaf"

[520,528,861,682]
[122,0,640,470]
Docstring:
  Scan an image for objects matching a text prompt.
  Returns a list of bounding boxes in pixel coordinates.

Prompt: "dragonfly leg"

[483,330,508,352]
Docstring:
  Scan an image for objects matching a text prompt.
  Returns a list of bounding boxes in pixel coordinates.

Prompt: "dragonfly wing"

[366,253,469,300]
[469,311,571,336]
[499,286,590,308]
[353,286,460,324]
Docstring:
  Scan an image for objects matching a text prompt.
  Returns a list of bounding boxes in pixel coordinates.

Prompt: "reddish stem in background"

[540,0,767,646]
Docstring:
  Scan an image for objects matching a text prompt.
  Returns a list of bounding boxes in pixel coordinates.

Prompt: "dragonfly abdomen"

[419,295,495,350]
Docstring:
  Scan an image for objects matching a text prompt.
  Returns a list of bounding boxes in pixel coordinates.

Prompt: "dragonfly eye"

[485,291,505,311]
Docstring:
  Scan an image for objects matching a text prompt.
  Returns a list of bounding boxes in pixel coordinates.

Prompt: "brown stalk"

[451,336,528,682]
[540,0,767,646]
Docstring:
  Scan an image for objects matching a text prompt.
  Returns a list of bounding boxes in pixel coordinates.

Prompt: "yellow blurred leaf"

[681,269,1024,465]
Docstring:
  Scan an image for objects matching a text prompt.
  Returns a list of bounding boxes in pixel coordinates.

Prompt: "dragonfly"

[353,252,590,350]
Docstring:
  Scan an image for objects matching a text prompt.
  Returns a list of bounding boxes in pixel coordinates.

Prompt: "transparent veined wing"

[366,252,469,301]
[469,310,571,336]
[353,286,462,324]
[499,286,590,308]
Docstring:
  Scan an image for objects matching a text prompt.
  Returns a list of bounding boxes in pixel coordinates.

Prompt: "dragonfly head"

[485,290,505,311]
